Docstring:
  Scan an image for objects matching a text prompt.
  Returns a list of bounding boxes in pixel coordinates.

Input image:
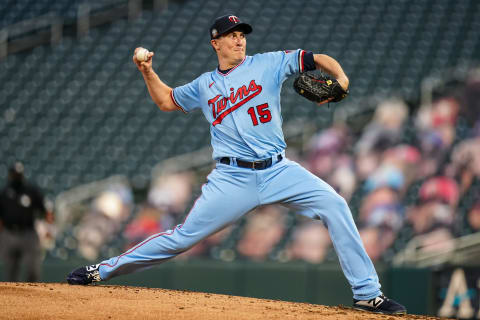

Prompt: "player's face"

[212,30,246,65]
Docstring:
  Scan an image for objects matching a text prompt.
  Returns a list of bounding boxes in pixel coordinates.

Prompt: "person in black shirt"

[0,162,53,282]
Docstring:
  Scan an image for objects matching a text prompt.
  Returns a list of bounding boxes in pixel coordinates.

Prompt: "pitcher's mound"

[0,282,439,319]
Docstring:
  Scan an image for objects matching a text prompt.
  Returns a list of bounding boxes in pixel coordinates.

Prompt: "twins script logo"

[209,79,262,126]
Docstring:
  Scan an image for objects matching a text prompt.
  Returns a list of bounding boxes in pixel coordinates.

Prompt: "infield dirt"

[0,282,442,319]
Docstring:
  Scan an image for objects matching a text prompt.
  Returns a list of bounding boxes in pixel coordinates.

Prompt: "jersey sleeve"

[272,49,314,84]
[171,77,201,113]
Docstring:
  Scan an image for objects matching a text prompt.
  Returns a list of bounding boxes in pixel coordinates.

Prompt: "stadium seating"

[0,0,131,28]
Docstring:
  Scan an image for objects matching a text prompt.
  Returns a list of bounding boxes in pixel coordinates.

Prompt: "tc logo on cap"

[209,14,252,39]
[228,15,239,23]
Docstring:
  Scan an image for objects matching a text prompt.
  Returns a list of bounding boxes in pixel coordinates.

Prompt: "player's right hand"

[133,47,154,74]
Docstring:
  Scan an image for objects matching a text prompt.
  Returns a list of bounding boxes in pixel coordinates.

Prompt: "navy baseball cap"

[210,14,252,39]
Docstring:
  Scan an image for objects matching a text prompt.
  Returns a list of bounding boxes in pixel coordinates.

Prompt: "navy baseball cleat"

[353,294,406,315]
[67,264,102,285]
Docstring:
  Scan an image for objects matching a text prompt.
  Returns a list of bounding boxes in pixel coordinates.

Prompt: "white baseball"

[136,48,150,62]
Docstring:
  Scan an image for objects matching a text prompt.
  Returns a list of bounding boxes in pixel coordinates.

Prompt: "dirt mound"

[0,282,439,319]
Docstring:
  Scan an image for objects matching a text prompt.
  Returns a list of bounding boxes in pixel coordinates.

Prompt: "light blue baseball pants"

[99,157,381,300]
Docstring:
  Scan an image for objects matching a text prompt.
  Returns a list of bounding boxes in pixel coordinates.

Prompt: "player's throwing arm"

[133,47,178,112]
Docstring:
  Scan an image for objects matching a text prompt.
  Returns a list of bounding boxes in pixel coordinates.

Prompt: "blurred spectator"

[35,198,57,251]
[359,187,401,226]
[355,150,382,182]
[407,201,455,235]
[355,98,409,180]
[236,205,287,261]
[361,201,404,234]
[448,137,480,194]
[459,71,480,127]
[360,227,396,262]
[0,162,55,282]
[415,97,459,178]
[364,165,405,195]
[329,163,357,202]
[307,125,350,179]
[382,144,422,191]
[416,97,459,132]
[148,172,194,217]
[467,201,480,232]
[307,125,357,200]
[123,204,174,250]
[358,186,404,261]
[285,220,331,263]
[76,184,132,261]
[407,176,459,238]
[356,98,409,153]
[418,176,459,208]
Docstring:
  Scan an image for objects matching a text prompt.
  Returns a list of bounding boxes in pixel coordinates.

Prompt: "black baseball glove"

[293,72,349,104]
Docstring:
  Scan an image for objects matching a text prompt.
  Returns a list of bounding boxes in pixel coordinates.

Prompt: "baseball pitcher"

[67,14,406,315]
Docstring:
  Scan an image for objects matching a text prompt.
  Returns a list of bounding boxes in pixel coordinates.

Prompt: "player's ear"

[210,39,219,52]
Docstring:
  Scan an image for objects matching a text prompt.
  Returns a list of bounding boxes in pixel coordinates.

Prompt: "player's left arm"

[313,54,349,92]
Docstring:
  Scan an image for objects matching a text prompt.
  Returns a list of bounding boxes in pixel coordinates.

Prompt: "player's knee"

[332,193,349,212]
[315,191,350,217]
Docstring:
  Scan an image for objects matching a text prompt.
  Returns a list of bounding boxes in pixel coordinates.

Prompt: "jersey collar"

[216,56,247,76]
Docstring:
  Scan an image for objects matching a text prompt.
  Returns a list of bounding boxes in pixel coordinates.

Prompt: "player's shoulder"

[250,49,301,62]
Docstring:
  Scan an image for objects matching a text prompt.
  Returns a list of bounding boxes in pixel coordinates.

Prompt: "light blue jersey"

[171,49,307,160]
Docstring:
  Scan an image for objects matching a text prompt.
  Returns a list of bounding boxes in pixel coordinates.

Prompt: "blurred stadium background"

[1,0,480,317]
